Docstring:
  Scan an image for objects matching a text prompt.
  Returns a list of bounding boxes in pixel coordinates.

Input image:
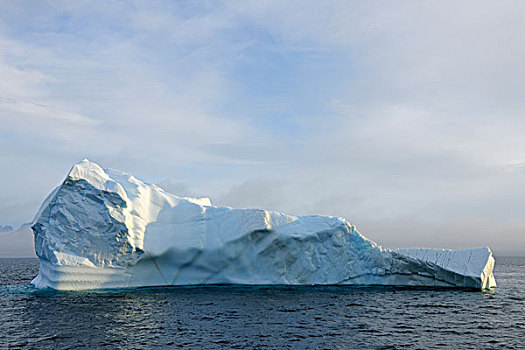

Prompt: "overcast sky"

[1,1,525,256]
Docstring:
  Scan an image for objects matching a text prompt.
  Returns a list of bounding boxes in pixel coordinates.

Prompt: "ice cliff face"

[31,160,496,290]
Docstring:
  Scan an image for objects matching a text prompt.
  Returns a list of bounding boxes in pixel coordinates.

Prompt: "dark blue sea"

[1,257,524,349]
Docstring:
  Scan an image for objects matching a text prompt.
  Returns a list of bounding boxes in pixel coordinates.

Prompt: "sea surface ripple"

[0,257,523,349]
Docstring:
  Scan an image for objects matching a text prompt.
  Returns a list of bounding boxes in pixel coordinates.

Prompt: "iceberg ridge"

[31,160,496,290]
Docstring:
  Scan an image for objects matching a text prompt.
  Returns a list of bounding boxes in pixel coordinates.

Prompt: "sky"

[1,0,525,256]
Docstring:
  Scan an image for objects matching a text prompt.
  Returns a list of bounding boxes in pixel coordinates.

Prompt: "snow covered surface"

[31,160,496,290]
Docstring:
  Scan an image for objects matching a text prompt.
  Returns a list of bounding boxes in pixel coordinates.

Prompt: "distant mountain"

[0,225,13,233]
[18,222,33,230]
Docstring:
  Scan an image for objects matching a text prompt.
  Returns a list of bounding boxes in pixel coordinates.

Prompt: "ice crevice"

[31,159,496,290]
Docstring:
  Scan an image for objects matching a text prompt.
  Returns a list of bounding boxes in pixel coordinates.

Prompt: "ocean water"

[0,257,523,349]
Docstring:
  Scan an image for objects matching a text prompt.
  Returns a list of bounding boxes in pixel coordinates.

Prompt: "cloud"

[214,178,289,210]
[155,180,195,198]
[359,217,525,257]
[0,96,99,126]
[1,1,525,255]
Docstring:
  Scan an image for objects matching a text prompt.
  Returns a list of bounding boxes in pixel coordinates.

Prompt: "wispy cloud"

[0,96,99,126]
[1,1,524,254]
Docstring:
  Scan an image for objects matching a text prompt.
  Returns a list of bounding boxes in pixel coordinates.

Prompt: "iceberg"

[31,160,496,290]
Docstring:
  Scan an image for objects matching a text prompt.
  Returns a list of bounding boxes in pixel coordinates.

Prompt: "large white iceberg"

[31,160,496,290]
